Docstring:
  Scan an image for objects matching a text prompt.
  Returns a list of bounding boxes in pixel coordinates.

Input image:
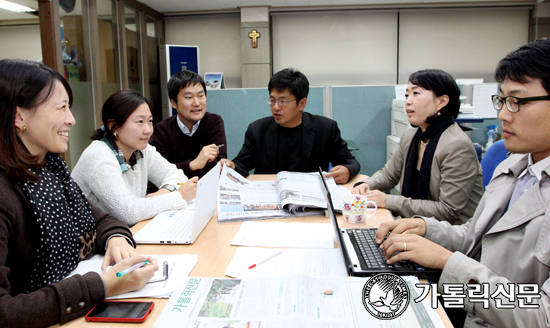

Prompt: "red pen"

[248,250,283,269]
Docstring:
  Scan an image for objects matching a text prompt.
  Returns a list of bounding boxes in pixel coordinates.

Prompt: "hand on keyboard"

[379,233,452,270]
[375,218,427,244]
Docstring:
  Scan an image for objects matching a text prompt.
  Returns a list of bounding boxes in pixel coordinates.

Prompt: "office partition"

[207,87,324,162]
[332,85,394,176]
[207,84,499,176]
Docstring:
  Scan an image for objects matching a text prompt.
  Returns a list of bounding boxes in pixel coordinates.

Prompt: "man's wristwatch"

[160,184,176,192]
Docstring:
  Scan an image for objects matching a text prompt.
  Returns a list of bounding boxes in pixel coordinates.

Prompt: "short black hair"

[268,68,309,103]
[408,69,461,124]
[495,38,550,94]
[167,70,206,103]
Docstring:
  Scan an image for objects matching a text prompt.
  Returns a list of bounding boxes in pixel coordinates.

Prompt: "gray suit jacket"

[359,123,483,224]
[424,153,550,328]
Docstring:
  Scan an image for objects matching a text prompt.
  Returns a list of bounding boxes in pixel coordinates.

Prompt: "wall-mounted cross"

[248,29,260,48]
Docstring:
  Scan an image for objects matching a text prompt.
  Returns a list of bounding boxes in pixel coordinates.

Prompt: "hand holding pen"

[190,143,222,171]
[178,176,198,201]
[103,256,159,298]
[116,260,149,277]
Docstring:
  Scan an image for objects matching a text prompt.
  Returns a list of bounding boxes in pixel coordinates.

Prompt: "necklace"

[420,140,429,146]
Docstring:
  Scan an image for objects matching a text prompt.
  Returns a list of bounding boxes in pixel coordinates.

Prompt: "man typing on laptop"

[376,39,550,328]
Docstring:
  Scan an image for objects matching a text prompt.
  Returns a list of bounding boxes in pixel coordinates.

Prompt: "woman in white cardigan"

[72,90,198,225]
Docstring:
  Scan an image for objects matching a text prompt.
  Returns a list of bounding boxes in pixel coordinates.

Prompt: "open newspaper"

[217,165,349,222]
[154,274,445,328]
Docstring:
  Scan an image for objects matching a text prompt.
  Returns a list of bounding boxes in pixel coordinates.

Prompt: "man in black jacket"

[222,68,359,184]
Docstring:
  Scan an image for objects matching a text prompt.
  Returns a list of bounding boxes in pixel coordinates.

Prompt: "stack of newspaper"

[154,275,445,328]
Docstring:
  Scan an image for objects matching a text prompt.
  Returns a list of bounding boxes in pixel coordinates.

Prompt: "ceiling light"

[0,0,36,13]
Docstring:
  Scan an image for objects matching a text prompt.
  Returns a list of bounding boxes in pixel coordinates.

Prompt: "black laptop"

[318,168,440,277]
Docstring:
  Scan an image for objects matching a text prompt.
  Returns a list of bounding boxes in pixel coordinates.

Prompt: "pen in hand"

[248,250,283,269]
[216,144,224,149]
[116,260,149,277]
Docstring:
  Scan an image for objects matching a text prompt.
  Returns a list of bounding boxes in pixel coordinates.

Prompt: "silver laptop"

[133,163,221,244]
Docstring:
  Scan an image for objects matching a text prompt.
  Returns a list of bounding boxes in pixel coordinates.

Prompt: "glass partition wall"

[53,0,162,169]
[125,5,142,92]
[146,16,162,125]
[59,0,97,169]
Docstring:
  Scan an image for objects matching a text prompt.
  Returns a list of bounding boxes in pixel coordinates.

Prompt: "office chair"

[480,139,508,190]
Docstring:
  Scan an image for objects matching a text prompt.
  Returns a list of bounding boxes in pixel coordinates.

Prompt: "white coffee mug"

[342,194,377,223]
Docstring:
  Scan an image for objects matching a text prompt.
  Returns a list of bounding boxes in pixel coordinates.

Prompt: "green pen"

[116,260,149,277]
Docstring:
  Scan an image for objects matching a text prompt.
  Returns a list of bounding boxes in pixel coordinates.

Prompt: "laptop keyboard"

[348,229,424,272]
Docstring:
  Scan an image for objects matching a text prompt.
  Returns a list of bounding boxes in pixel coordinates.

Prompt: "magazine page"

[155,275,357,328]
[276,171,327,216]
[217,165,292,222]
[277,171,348,213]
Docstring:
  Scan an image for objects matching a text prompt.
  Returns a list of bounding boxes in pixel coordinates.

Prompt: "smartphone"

[85,300,154,323]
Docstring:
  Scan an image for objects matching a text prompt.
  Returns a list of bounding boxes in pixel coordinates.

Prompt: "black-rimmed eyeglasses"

[491,94,550,113]
[267,98,296,106]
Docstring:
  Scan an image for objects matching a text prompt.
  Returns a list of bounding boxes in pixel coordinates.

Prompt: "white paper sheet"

[65,253,198,298]
[395,84,407,99]
[230,221,335,248]
[225,247,348,279]
[473,83,499,118]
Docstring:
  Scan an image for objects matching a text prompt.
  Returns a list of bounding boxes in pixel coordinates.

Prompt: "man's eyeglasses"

[267,98,296,106]
[491,94,550,113]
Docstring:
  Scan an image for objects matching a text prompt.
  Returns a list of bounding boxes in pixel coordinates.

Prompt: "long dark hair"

[408,69,460,125]
[0,59,73,182]
[91,89,153,140]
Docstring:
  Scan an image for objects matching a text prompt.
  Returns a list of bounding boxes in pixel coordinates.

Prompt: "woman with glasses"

[72,90,198,226]
[0,59,158,328]
[352,69,483,224]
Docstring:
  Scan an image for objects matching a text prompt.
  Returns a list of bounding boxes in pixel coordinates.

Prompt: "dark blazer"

[0,170,135,328]
[233,112,360,181]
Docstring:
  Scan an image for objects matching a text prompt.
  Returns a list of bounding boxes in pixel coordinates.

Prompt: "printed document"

[154,275,357,328]
[230,221,334,248]
[225,247,348,279]
[218,165,345,222]
[65,253,198,298]
[154,274,444,328]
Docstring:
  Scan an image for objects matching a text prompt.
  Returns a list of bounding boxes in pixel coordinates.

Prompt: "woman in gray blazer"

[353,69,483,224]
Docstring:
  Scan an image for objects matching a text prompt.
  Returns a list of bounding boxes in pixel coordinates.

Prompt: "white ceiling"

[0,0,38,21]
[0,0,537,21]
[138,0,536,14]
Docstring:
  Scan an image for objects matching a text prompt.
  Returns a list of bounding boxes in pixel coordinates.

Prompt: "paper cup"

[342,194,377,223]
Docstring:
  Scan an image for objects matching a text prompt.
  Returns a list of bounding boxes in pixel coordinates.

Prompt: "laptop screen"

[317,168,352,275]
